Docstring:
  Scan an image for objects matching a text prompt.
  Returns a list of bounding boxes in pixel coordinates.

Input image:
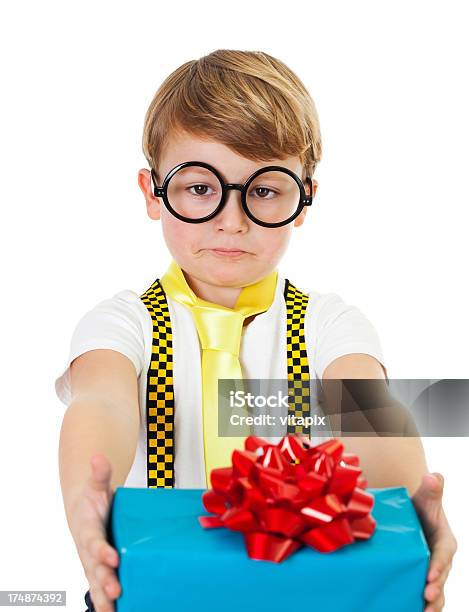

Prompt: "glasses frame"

[150,160,314,228]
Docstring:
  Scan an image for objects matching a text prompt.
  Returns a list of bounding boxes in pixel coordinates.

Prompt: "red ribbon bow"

[198,434,376,562]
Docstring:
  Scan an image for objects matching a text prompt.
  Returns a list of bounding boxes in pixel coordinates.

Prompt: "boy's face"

[138,130,317,290]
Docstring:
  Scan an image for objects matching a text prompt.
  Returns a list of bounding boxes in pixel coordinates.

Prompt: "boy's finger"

[88,537,118,566]
[95,563,117,588]
[89,582,114,612]
[104,579,121,600]
[429,591,445,612]
[83,532,108,564]
[434,561,452,591]
[424,581,440,603]
[95,564,121,600]
[428,536,456,582]
[97,541,119,567]
[104,546,119,567]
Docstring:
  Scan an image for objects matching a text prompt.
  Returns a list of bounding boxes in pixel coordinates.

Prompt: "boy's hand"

[412,472,458,611]
[69,453,121,612]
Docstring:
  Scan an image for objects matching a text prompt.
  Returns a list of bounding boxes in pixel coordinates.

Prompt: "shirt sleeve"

[306,292,387,382]
[54,290,146,406]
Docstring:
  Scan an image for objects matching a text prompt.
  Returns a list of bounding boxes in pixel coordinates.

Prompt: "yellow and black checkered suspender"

[140,279,175,488]
[284,279,311,437]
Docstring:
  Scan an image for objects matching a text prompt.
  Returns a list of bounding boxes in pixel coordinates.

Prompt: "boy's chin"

[198,253,264,286]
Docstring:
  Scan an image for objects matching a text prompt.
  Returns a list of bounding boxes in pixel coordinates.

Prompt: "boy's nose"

[214,189,249,232]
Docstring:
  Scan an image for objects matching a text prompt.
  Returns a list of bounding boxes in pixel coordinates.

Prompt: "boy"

[55,50,456,612]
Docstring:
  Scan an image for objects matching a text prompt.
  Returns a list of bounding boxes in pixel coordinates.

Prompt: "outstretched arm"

[322,353,457,612]
[59,348,140,612]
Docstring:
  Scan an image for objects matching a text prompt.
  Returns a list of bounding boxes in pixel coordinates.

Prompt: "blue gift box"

[109,486,430,612]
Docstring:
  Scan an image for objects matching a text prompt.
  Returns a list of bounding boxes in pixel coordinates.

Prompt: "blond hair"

[142,49,322,182]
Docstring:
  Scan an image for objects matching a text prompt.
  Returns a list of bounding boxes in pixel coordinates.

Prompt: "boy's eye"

[188,184,216,197]
[249,186,277,200]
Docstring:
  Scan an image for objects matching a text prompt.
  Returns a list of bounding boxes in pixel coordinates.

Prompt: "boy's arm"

[322,353,457,612]
[322,352,428,495]
[59,348,140,611]
[59,348,140,516]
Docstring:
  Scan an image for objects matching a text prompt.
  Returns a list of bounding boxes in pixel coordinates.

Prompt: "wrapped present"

[109,437,430,612]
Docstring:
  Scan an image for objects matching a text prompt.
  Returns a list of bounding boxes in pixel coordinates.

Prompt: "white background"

[1,0,467,609]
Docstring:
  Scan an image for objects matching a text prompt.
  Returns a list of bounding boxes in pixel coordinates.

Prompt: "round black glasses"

[150,161,314,228]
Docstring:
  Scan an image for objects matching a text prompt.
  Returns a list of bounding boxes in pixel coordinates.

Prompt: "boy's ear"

[312,179,318,198]
[294,209,307,227]
[138,168,161,221]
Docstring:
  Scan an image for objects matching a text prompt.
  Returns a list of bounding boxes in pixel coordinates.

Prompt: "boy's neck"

[183,270,243,309]
[180,267,273,326]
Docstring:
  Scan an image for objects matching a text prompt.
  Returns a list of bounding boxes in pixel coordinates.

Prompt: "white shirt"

[54,274,386,488]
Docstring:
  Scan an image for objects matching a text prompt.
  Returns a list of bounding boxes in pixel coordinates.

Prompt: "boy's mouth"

[207,248,249,258]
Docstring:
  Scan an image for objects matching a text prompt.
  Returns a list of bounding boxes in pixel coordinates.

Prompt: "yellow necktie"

[160,259,278,486]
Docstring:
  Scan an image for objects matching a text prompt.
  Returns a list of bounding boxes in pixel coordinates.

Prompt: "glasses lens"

[245,170,301,224]
[167,165,222,220]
